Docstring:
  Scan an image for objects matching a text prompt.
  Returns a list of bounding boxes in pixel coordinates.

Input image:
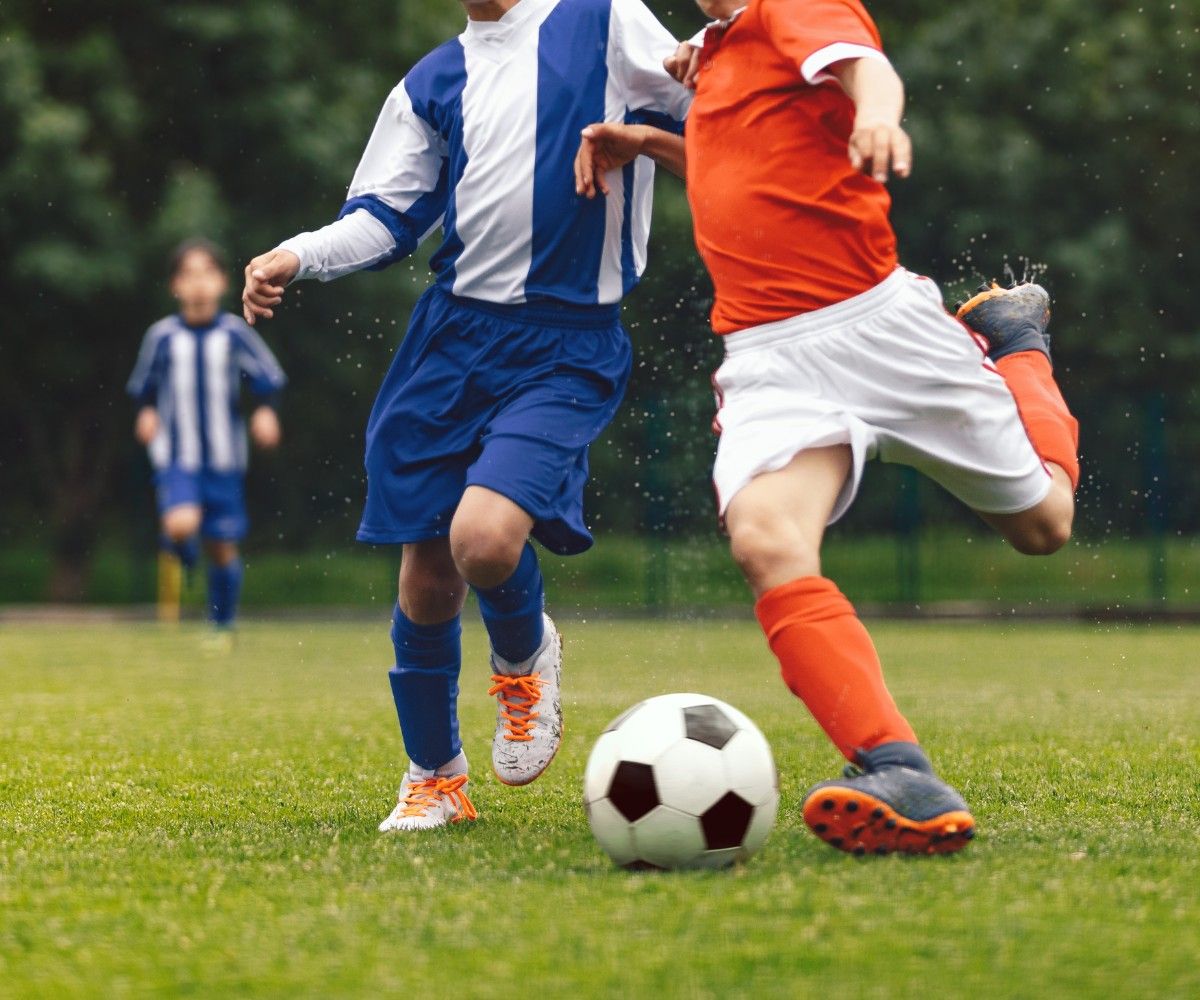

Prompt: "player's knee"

[205,541,239,567]
[450,518,525,588]
[729,518,820,590]
[399,571,465,622]
[162,507,201,543]
[1011,508,1073,556]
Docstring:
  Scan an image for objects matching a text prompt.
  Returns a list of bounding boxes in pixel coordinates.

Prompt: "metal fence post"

[643,395,670,611]
[1144,391,1168,603]
[895,466,922,604]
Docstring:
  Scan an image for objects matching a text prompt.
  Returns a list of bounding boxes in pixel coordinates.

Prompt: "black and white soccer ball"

[584,693,778,870]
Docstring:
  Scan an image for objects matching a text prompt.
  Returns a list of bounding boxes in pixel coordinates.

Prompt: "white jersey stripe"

[450,8,550,302]
[170,334,201,472]
[204,330,236,471]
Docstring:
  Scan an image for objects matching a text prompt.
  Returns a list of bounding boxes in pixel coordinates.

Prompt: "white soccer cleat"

[378,770,477,833]
[487,613,563,787]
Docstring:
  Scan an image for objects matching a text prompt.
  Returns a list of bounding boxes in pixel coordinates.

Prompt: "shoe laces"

[400,774,477,822]
[487,673,545,742]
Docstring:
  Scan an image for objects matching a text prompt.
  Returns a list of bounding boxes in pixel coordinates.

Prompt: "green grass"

[2,620,1199,997]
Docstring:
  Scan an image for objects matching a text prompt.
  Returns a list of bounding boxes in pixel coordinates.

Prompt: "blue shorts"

[357,286,632,555]
[155,467,248,541]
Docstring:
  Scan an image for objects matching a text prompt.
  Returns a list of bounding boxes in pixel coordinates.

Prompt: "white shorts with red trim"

[711,268,1052,522]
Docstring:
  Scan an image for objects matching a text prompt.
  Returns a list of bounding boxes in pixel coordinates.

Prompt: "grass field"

[2,619,1199,997]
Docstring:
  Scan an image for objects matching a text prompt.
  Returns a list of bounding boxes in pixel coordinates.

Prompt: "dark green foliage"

[1,1,1196,597]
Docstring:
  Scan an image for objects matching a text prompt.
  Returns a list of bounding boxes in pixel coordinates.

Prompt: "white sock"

[409,750,468,781]
[492,614,554,676]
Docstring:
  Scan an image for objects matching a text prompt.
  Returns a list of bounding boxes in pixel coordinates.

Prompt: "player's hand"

[664,41,701,90]
[134,406,159,446]
[249,406,281,450]
[575,123,648,199]
[848,119,912,182]
[242,249,300,325]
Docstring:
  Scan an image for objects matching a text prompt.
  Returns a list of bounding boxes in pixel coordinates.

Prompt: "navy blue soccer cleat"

[956,280,1052,362]
[801,742,975,857]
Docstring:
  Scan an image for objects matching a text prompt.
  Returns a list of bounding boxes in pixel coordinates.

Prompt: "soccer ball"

[584,693,779,870]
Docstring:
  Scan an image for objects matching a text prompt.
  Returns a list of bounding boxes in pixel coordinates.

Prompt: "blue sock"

[159,535,198,570]
[474,542,545,663]
[207,559,243,627]
[388,605,463,771]
[175,536,199,570]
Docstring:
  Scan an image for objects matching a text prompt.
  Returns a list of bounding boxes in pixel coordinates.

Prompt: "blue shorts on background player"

[242,0,692,832]
[128,238,287,645]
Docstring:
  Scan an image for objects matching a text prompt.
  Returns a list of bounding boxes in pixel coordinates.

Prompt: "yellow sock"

[157,550,183,624]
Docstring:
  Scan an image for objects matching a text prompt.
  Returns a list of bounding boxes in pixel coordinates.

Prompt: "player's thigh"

[156,467,202,539]
[399,538,467,623]
[161,504,202,540]
[725,445,852,588]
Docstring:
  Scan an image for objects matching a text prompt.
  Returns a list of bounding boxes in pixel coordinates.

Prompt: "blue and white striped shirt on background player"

[277,0,692,305]
[127,313,287,473]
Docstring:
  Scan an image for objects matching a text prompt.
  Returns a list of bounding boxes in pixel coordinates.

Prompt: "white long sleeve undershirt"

[276,209,397,282]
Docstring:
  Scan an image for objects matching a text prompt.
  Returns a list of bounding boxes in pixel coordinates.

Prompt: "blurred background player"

[127,239,286,645]
[241,0,691,831]
[577,0,1079,855]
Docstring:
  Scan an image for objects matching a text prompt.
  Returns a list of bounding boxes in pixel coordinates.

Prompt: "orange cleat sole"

[802,786,976,857]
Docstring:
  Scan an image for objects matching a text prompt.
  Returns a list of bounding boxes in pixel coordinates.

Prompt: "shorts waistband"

[432,285,622,330]
[721,268,911,355]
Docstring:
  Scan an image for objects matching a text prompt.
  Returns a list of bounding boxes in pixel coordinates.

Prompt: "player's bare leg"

[725,445,849,596]
[158,504,201,624]
[451,486,564,786]
[979,465,1074,556]
[728,447,975,856]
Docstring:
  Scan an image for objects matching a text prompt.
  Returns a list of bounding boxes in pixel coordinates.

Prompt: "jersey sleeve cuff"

[274,236,317,281]
[800,42,890,86]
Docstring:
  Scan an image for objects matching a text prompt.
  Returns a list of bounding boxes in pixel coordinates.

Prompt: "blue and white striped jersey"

[127,313,287,473]
[279,0,691,306]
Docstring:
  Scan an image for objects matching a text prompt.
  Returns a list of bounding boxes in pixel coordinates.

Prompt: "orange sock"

[755,577,916,762]
[996,351,1080,489]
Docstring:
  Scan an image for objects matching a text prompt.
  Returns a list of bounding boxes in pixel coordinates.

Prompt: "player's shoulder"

[217,311,257,340]
[144,315,181,341]
[404,37,468,99]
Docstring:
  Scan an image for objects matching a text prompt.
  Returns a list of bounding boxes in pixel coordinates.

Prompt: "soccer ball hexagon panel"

[584,693,779,870]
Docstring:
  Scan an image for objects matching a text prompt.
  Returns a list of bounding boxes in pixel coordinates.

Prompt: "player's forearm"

[833,57,905,128]
[640,127,687,179]
[275,209,398,283]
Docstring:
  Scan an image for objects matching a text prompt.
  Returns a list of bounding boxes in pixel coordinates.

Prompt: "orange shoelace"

[400,774,478,822]
[487,673,545,742]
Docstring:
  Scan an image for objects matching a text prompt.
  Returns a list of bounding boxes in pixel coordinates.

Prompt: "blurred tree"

[0,0,1197,598]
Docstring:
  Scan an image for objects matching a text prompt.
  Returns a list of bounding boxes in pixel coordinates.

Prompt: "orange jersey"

[685,0,899,334]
